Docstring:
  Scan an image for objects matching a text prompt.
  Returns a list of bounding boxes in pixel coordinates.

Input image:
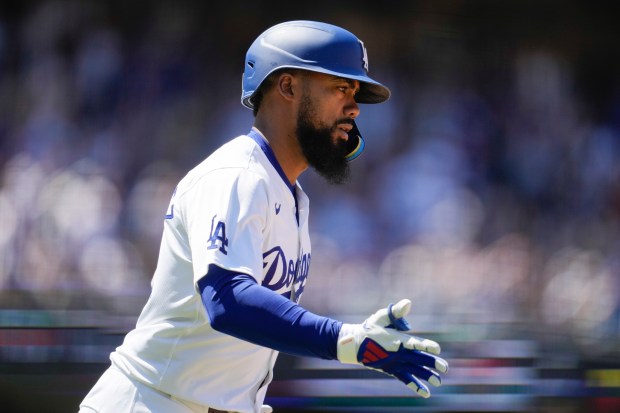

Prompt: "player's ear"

[276,71,298,102]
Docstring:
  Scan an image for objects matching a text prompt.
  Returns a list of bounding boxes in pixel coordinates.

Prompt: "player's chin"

[316,158,350,185]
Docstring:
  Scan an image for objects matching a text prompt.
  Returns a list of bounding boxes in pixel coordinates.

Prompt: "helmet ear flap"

[344,122,365,161]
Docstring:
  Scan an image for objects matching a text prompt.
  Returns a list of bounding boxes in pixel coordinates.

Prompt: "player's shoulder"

[176,135,269,195]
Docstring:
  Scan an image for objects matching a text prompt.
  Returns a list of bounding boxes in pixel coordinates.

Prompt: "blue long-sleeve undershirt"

[197,264,341,360]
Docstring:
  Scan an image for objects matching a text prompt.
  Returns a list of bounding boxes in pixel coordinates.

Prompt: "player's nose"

[345,98,360,119]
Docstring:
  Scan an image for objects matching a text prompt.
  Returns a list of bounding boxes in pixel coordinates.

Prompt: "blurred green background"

[1,1,619,412]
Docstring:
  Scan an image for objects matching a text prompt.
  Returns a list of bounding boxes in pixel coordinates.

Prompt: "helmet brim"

[356,80,391,104]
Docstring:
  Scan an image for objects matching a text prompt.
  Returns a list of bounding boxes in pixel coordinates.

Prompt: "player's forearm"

[197,264,341,359]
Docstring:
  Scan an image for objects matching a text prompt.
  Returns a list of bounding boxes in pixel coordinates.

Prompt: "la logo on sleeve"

[207,215,229,255]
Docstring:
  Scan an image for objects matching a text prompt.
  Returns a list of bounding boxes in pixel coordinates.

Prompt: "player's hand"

[336,299,448,398]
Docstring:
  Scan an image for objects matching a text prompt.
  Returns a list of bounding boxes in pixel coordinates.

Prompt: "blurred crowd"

[0,0,619,368]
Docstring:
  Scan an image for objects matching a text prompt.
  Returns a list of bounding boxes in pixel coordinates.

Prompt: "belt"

[207,409,229,413]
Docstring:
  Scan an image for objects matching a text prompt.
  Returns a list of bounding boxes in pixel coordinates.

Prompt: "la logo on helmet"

[359,40,369,72]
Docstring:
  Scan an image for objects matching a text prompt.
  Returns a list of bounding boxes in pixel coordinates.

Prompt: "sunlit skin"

[253,71,360,185]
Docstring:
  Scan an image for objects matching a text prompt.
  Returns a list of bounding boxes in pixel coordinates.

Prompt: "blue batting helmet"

[241,21,391,161]
[241,20,391,109]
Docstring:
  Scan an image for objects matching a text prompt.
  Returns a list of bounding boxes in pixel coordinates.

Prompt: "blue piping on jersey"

[248,128,299,224]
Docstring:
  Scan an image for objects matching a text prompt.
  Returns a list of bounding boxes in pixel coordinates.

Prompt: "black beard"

[296,96,351,185]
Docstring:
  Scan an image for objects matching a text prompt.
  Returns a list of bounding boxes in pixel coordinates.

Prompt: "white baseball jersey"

[110,128,311,413]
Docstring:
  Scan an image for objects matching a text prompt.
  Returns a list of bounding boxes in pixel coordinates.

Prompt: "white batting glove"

[260,405,273,413]
[337,299,448,398]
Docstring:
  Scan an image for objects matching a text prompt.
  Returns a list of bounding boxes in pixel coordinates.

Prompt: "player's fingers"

[398,349,449,373]
[367,299,412,328]
[388,301,412,331]
[390,299,412,319]
[408,377,431,398]
[393,370,430,398]
[405,364,443,387]
[402,335,441,355]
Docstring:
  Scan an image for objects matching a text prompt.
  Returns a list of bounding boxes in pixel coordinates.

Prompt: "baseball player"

[79,20,448,413]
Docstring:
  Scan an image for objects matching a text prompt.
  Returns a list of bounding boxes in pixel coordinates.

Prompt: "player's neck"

[253,120,307,185]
